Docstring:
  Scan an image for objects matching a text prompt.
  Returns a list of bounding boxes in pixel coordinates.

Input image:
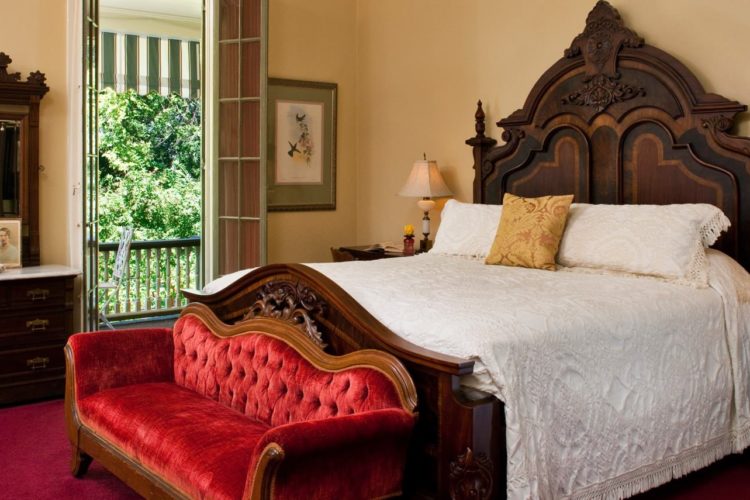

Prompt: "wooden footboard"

[183,264,505,500]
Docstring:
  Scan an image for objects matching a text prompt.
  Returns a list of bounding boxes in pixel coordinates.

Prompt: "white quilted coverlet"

[303,252,750,500]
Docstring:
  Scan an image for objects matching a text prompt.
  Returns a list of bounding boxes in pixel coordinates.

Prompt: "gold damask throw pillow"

[485,193,574,271]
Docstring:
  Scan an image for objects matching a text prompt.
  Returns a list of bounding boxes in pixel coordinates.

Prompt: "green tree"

[97,89,201,242]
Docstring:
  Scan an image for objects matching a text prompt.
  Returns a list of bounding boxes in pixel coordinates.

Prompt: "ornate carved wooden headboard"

[467,0,750,270]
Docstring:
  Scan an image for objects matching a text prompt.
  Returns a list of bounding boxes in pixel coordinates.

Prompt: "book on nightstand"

[363,242,404,253]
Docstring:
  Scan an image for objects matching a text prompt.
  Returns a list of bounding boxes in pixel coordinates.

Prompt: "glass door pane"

[215,0,266,274]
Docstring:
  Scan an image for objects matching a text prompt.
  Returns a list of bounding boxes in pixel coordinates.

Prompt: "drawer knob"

[27,288,50,301]
[26,318,49,331]
[26,356,50,370]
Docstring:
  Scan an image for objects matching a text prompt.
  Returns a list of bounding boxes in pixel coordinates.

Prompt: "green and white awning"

[101,32,200,98]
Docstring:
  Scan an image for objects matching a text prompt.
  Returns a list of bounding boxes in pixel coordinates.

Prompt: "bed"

[184,2,750,498]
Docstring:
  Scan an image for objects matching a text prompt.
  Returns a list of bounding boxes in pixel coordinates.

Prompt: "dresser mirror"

[0,119,21,216]
[0,52,49,267]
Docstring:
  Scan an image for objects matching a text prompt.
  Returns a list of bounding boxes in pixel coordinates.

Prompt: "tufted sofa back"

[172,314,405,427]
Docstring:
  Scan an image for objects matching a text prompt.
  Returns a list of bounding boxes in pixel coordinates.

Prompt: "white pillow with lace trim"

[430,200,502,259]
[557,203,731,287]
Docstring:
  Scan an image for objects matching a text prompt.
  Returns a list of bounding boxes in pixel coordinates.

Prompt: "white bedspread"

[305,252,750,500]
[204,252,750,499]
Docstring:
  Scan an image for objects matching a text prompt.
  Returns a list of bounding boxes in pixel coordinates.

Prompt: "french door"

[81,0,267,329]
[212,0,268,276]
[82,0,99,330]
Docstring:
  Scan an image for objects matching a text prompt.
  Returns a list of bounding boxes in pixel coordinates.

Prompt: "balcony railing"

[98,236,201,321]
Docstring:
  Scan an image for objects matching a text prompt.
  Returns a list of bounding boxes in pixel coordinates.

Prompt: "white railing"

[98,237,201,319]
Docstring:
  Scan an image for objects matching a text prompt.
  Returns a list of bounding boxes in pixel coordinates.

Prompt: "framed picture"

[0,218,21,268]
[267,78,337,211]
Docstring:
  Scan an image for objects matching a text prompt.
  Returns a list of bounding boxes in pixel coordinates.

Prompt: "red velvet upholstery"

[173,315,405,426]
[68,328,173,400]
[251,409,415,499]
[78,383,269,500]
[69,315,415,499]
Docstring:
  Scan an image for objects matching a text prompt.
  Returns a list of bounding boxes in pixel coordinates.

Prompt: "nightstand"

[332,245,408,262]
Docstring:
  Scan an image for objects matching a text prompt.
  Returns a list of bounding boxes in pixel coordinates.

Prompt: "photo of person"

[0,219,21,267]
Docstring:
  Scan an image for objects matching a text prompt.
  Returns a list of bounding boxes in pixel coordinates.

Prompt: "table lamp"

[398,154,453,252]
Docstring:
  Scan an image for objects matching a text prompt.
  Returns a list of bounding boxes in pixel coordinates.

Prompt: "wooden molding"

[245,443,284,500]
[0,52,49,99]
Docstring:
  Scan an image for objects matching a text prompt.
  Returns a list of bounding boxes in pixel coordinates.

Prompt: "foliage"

[98,89,201,242]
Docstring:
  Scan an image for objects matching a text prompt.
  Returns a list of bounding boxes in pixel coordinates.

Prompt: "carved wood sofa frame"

[186,2,750,499]
[65,303,418,499]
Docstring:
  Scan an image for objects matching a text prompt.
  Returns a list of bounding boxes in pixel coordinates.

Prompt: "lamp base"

[419,237,432,253]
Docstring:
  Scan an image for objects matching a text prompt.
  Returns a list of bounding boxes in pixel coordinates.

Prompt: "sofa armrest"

[66,328,174,401]
[246,408,415,499]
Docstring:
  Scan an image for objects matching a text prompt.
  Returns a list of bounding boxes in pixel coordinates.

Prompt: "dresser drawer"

[0,327,69,350]
[0,343,66,379]
[8,279,67,309]
[0,309,68,336]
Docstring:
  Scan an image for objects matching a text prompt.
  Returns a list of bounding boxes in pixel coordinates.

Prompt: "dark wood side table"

[332,245,408,262]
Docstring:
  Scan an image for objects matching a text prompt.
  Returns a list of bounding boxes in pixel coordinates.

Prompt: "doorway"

[81,0,267,330]
[83,0,204,329]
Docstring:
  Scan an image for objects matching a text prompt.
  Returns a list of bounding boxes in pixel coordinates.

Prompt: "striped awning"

[100,32,200,99]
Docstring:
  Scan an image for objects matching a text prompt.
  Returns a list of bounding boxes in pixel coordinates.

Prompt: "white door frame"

[70,0,216,329]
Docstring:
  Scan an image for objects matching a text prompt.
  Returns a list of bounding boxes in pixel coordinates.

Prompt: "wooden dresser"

[0,266,78,405]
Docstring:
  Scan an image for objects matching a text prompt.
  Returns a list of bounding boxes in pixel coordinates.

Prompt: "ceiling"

[100,0,201,20]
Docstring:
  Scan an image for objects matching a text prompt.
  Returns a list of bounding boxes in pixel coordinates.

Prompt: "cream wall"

[3,0,750,267]
[267,0,358,263]
[355,0,750,245]
[0,0,71,266]
[355,0,480,244]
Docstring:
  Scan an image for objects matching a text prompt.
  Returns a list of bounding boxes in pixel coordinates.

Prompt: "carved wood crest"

[0,52,49,94]
[562,1,644,112]
[243,280,328,348]
[449,448,493,500]
[0,53,21,83]
[562,73,645,112]
[701,115,734,133]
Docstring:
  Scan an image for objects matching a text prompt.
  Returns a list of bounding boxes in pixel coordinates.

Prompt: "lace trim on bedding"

[700,209,732,247]
[684,238,709,287]
[559,229,716,288]
[734,422,750,452]
[557,262,708,288]
[570,435,733,500]
[424,251,485,261]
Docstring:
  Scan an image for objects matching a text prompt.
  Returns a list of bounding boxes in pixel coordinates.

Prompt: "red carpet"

[0,399,138,499]
[0,399,748,499]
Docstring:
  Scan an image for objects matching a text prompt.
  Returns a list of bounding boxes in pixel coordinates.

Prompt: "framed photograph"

[267,78,337,211]
[0,218,21,268]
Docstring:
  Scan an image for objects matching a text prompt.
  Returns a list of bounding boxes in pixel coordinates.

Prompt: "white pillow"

[430,200,502,258]
[557,203,731,287]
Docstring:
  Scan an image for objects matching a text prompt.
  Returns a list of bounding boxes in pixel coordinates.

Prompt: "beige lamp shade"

[398,160,453,198]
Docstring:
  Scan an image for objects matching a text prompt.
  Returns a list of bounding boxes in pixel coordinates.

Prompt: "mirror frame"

[0,52,48,267]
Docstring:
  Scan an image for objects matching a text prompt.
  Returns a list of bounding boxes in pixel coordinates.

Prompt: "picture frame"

[267,78,337,211]
[0,218,22,268]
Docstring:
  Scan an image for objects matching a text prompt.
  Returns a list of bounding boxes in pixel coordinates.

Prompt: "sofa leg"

[71,448,93,477]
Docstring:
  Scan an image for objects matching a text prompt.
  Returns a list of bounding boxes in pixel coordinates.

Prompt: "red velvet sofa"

[65,303,417,499]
